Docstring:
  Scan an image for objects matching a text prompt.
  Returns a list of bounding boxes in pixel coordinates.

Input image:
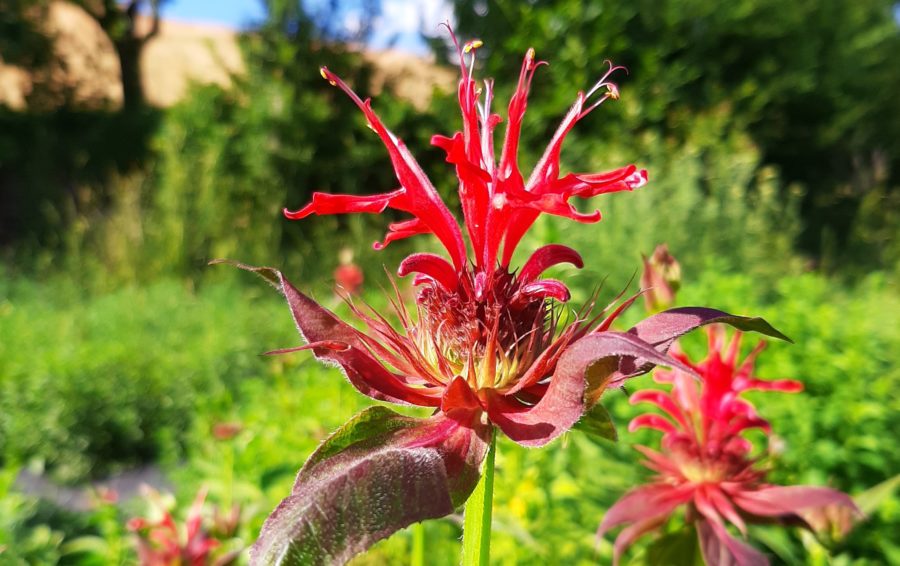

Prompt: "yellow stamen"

[464,40,484,53]
[320,66,336,86]
[606,84,620,100]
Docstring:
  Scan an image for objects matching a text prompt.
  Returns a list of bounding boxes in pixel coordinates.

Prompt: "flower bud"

[640,244,681,313]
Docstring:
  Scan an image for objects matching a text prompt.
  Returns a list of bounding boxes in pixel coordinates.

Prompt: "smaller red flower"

[598,327,860,566]
[128,487,237,566]
[334,248,364,295]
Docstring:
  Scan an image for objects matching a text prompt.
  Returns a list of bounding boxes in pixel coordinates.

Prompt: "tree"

[445,0,900,265]
[75,0,168,110]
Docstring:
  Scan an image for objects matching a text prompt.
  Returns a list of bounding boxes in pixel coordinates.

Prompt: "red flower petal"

[373,218,431,250]
[312,67,467,269]
[519,279,571,302]
[397,253,458,291]
[284,189,402,219]
[732,485,860,520]
[696,517,770,566]
[518,244,584,283]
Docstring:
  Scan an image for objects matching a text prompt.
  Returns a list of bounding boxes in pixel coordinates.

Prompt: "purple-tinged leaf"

[214,260,440,407]
[487,332,694,447]
[630,307,792,349]
[620,307,792,376]
[251,407,489,566]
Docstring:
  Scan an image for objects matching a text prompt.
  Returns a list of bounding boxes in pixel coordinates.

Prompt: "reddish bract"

[598,328,859,566]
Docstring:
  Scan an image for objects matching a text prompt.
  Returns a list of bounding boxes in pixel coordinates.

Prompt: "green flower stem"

[411,522,425,566]
[462,429,496,566]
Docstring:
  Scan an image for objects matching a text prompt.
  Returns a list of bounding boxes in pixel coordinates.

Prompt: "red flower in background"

[598,328,860,565]
[128,488,237,566]
[333,248,364,295]
[225,28,789,566]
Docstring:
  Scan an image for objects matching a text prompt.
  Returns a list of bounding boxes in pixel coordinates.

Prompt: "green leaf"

[645,528,703,566]
[855,473,900,516]
[574,403,617,442]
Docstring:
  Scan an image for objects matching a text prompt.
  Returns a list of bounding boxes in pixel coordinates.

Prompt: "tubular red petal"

[633,445,683,476]
[373,218,431,250]
[284,189,403,219]
[707,488,748,536]
[611,515,669,566]
[397,253,458,291]
[628,414,678,436]
[507,190,603,223]
[598,484,692,565]
[597,484,683,537]
[519,279,571,302]
[696,517,769,566]
[498,48,541,181]
[481,48,547,269]
[518,244,584,283]
[432,132,491,260]
[550,164,638,197]
[629,390,691,430]
[445,29,490,263]
[319,67,466,269]
[732,486,861,519]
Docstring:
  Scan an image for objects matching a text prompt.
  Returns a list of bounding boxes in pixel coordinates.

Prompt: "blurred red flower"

[598,328,860,565]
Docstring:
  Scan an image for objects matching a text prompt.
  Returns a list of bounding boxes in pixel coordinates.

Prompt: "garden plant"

[223,28,823,565]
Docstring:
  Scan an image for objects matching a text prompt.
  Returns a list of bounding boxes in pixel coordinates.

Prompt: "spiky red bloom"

[128,489,224,566]
[599,328,859,566]
[238,30,789,565]
[276,32,658,448]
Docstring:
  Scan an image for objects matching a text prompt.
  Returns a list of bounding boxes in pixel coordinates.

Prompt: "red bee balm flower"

[598,328,860,566]
[227,30,789,566]
[128,488,236,566]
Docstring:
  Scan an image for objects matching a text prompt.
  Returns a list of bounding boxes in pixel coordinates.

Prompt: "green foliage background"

[0,0,898,564]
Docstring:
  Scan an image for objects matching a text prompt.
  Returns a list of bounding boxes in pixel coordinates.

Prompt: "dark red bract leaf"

[619,307,792,377]
[486,332,694,447]
[251,407,489,566]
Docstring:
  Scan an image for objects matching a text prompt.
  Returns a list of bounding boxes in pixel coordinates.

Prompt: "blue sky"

[158,0,452,55]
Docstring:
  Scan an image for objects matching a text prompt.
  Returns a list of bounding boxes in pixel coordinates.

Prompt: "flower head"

[598,327,860,565]
[275,28,658,446]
